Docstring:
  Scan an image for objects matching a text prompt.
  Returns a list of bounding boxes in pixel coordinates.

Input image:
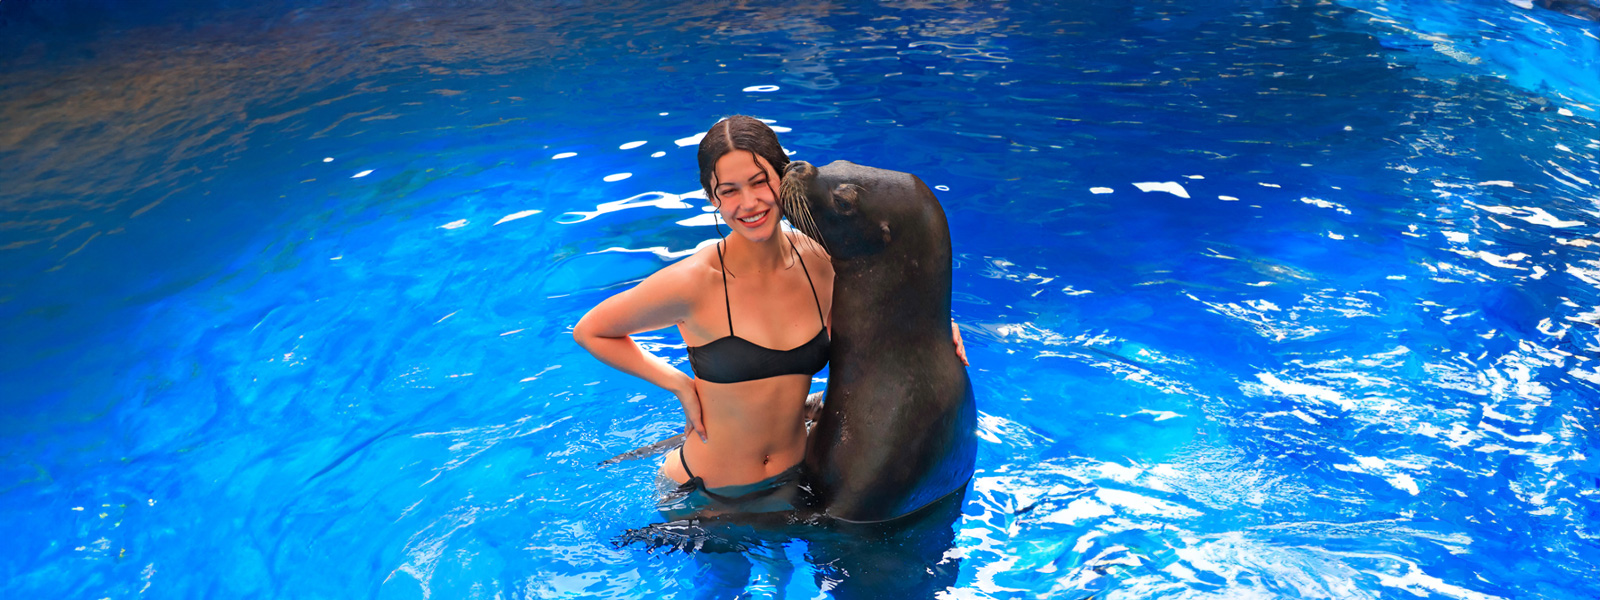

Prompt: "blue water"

[3,0,1599,597]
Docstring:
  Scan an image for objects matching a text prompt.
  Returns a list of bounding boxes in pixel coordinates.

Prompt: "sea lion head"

[778,160,943,261]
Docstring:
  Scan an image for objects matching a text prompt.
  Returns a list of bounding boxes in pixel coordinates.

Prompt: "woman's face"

[711,150,782,243]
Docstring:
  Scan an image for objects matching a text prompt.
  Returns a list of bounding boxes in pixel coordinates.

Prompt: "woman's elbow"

[572,314,621,350]
[572,317,596,350]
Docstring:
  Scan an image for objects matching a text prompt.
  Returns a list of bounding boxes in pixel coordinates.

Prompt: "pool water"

[3,0,1599,597]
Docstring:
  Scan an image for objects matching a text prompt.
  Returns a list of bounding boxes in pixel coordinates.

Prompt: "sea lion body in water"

[779,159,978,524]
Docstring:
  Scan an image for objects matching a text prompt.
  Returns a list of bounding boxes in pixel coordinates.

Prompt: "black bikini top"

[686,240,830,385]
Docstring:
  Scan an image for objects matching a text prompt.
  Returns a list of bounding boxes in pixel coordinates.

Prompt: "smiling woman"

[572,116,835,520]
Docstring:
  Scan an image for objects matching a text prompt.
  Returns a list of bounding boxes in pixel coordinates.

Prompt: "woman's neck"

[723,230,791,275]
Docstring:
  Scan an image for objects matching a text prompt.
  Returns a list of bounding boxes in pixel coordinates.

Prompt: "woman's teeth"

[738,212,766,224]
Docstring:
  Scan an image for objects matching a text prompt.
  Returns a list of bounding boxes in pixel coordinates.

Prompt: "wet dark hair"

[697,115,791,206]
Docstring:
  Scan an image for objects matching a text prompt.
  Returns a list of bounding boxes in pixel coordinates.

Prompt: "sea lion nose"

[783,161,816,181]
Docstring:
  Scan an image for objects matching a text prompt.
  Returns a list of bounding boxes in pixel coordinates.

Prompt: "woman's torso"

[662,232,832,488]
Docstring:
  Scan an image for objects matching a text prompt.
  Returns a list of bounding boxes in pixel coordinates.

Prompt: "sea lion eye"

[832,184,862,215]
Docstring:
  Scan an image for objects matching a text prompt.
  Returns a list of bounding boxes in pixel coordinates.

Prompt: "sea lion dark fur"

[780,159,978,524]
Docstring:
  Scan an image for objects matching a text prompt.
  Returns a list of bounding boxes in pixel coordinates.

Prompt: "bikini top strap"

[716,241,734,336]
[792,238,826,327]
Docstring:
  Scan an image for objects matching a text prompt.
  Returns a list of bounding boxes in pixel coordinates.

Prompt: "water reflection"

[0,0,744,277]
[5,0,1600,598]
[557,190,701,224]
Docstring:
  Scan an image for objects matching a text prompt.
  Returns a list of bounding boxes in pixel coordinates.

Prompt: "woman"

[573,116,830,519]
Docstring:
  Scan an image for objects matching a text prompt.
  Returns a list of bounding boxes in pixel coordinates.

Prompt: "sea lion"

[779,159,978,524]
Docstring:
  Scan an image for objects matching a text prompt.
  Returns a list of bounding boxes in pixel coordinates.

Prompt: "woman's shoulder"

[650,242,724,288]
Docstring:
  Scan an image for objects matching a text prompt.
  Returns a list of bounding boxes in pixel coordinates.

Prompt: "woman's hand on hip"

[673,378,709,443]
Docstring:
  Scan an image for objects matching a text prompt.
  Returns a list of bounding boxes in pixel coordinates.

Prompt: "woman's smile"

[736,209,770,228]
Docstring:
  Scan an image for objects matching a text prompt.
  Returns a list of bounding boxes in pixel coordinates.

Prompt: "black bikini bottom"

[655,449,809,521]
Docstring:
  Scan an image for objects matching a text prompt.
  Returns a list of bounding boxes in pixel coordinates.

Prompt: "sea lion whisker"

[779,173,828,252]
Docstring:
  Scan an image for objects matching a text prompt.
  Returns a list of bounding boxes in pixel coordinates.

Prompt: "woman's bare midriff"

[660,373,811,489]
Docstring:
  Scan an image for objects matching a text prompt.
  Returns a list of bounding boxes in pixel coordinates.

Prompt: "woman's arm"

[572,264,709,442]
